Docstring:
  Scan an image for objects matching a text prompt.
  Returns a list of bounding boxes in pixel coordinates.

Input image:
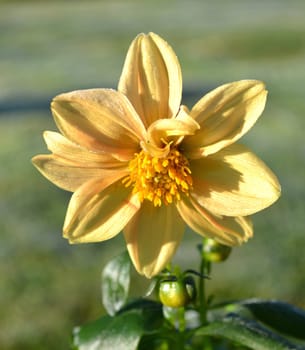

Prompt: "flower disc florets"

[123,148,192,207]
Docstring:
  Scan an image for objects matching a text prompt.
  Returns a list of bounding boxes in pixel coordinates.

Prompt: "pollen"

[122,148,192,206]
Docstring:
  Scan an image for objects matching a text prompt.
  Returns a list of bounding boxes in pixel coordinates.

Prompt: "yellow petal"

[51,89,146,161]
[177,195,252,246]
[142,106,200,157]
[190,143,281,216]
[64,178,141,243]
[32,154,127,192]
[118,32,182,127]
[183,80,267,158]
[44,131,125,168]
[32,131,128,191]
[148,106,199,145]
[124,201,185,278]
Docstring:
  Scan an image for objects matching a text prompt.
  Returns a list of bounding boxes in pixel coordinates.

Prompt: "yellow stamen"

[123,148,192,206]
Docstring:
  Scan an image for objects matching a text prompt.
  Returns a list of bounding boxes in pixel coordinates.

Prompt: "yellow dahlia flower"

[32,32,280,278]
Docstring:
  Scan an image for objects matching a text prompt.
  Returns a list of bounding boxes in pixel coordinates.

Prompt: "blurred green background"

[1,0,305,349]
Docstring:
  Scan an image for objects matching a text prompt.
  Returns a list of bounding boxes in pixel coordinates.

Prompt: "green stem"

[199,258,207,325]
[198,257,211,325]
[178,306,185,333]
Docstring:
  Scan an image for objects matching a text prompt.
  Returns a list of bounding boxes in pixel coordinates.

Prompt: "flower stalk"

[199,257,209,326]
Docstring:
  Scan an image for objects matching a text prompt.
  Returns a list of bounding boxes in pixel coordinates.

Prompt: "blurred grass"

[1,0,305,349]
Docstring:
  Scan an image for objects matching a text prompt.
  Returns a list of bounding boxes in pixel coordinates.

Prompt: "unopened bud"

[202,238,231,262]
[158,275,196,308]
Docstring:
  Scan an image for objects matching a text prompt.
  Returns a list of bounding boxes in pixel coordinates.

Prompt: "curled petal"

[177,196,252,246]
[118,32,182,127]
[148,106,200,146]
[51,89,146,161]
[183,80,267,158]
[190,143,281,216]
[140,140,171,159]
[64,178,141,243]
[124,201,185,278]
[141,106,200,157]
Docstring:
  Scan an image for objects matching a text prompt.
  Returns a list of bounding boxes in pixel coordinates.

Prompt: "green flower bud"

[159,279,189,308]
[202,238,232,262]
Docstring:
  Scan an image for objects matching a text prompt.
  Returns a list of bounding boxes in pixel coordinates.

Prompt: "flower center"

[123,148,192,207]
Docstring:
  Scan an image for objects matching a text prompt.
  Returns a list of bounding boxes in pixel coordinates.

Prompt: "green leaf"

[101,250,131,316]
[73,310,143,350]
[119,298,164,332]
[72,299,165,350]
[195,313,300,350]
[241,299,305,340]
